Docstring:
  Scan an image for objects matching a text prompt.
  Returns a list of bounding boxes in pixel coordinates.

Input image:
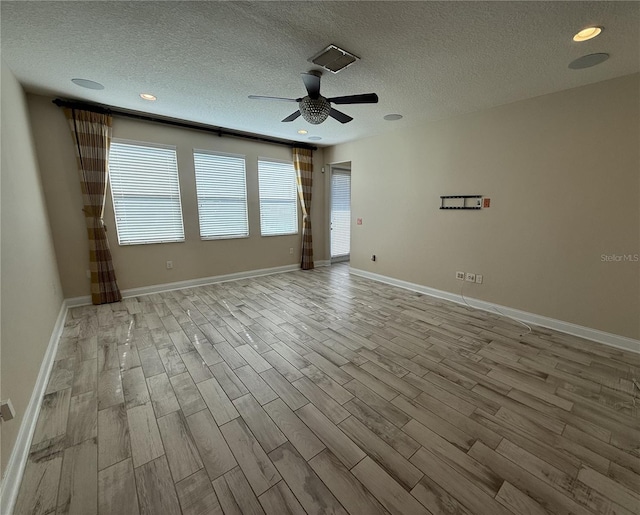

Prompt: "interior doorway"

[330,162,351,262]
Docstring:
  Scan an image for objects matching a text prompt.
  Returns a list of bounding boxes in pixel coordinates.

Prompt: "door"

[330,167,351,261]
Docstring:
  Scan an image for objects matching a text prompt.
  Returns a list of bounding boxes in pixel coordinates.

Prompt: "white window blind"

[331,171,351,257]
[109,140,185,245]
[193,151,249,240]
[258,159,298,236]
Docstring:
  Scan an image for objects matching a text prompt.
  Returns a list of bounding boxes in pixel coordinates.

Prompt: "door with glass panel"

[330,168,351,262]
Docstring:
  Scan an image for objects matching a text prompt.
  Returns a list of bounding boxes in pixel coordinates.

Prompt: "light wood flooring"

[13,264,640,514]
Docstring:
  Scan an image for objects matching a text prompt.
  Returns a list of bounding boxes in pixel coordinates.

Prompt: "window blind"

[258,159,298,236]
[109,141,185,245]
[194,151,249,239]
[331,171,351,257]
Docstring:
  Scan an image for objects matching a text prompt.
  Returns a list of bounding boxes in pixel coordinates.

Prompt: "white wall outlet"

[166,260,173,269]
[465,272,476,282]
[456,271,465,280]
[86,269,91,279]
[289,248,294,255]
[475,274,483,284]
[1,399,16,421]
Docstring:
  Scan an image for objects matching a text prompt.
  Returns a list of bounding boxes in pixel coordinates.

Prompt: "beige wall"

[0,61,64,476]
[324,74,640,340]
[27,94,327,298]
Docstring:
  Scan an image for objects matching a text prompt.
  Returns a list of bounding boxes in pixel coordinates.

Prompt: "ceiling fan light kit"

[299,96,331,124]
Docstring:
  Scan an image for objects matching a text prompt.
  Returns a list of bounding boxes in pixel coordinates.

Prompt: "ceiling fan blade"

[282,110,302,122]
[301,72,321,99]
[328,93,379,104]
[329,108,353,124]
[248,95,297,102]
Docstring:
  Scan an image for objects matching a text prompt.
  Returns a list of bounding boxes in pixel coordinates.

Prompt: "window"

[193,150,249,239]
[108,140,185,245]
[258,159,298,236]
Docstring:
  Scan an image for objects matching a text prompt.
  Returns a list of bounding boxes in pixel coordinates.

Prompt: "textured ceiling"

[2,1,638,146]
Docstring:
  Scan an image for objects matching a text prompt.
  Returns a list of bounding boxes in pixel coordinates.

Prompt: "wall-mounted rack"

[440,195,482,210]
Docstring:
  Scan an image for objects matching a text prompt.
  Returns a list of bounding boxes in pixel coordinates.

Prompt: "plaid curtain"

[293,147,314,270]
[64,108,122,304]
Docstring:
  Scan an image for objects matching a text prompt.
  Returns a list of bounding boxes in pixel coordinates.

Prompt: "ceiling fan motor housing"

[299,96,331,124]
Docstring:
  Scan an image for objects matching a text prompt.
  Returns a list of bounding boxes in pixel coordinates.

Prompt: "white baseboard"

[65,295,92,307]
[314,260,332,267]
[350,268,640,355]
[65,263,305,307]
[123,263,302,298]
[0,299,69,515]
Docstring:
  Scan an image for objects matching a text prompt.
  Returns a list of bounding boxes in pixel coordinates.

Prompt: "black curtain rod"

[52,98,317,151]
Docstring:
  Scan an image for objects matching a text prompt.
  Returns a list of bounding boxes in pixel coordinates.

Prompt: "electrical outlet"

[465,272,476,282]
[166,260,173,269]
[456,271,465,280]
[371,255,376,262]
[475,274,483,284]
[0,399,15,421]
[289,248,294,255]
[86,270,91,279]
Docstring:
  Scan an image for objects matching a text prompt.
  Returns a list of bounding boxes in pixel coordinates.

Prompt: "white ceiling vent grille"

[309,44,359,74]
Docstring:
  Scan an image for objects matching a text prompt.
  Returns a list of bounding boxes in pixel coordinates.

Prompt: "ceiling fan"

[249,70,378,125]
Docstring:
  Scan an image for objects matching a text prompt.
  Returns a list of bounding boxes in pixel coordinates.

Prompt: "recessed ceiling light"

[573,26,603,42]
[140,93,157,101]
[297,129,308,135]
[308,136,322,141]
[568,53,609,69]
[71,78,104,90]
[383,114,403,121]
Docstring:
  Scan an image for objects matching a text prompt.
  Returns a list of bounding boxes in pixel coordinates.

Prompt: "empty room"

[1,2,639,514]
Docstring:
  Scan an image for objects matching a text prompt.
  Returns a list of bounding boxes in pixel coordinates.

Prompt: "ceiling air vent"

[309,44,359,74]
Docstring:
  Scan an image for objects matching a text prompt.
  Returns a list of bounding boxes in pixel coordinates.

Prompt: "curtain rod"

[52,98,317,151]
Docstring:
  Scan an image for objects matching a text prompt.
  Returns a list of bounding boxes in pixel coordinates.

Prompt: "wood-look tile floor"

[14,264,640,515]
